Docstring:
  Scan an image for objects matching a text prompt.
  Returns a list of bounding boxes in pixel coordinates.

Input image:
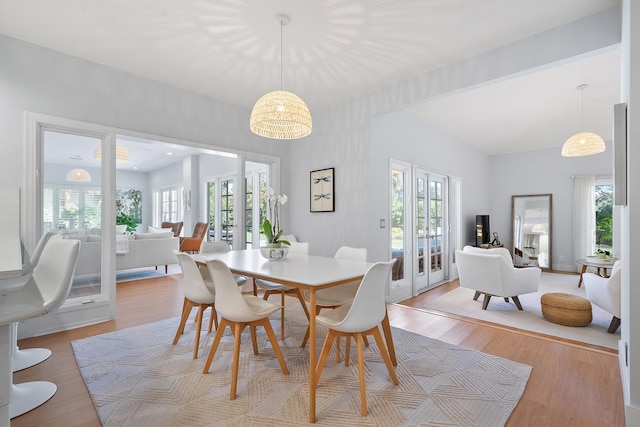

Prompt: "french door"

[414,169,448,293]
[391,162,450,296]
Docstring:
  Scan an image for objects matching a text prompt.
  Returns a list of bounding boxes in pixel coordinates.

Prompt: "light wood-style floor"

[12,273,625,427]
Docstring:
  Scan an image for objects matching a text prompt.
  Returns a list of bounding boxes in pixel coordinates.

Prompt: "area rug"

[423,272,619,350]
[72,300,532,426]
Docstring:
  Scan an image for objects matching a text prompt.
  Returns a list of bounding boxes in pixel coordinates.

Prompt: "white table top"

[193,248,372,290]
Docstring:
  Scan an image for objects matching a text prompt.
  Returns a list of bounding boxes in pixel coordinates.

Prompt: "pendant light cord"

[279,18,283,90]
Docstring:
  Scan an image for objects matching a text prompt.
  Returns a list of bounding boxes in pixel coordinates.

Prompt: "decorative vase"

[597,253,607,259]
[260,245,289,261]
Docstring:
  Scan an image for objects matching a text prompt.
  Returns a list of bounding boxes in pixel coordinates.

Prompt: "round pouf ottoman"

[540,293,593,327]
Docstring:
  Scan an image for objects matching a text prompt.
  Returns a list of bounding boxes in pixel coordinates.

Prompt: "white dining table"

[192,248,396,423]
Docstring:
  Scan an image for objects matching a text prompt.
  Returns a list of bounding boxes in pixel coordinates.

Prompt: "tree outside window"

[595,184,613,251]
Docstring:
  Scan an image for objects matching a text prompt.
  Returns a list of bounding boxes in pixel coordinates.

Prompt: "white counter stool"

[12,233,56,372]
[0,238,80,425]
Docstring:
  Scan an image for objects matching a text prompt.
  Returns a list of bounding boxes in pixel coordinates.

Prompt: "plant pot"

[597,253,607,259]
[260,246,288,261]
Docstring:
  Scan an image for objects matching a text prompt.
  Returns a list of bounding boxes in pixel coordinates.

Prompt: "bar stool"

[0,238,80,426]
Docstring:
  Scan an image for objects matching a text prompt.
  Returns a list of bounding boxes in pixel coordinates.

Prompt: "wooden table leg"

[309,290,316,423]
[578,265,588,287]
[381,309,397,366]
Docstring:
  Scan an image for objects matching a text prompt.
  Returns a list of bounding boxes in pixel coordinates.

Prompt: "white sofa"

[73,233,179,276]
[455,245,541,310]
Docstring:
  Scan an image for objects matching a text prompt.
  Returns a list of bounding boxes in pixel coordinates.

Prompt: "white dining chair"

[255,241,311,339]
[315,260,398,418]
[173,252,217,359]
[0,238,80,424]
[202,259,288,400]
[301,246,367,354]
[199,240,248,287]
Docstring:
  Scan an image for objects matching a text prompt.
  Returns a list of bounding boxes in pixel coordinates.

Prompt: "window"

[595,182,613,252]
[42,186,102,232]
[154,186,182,225]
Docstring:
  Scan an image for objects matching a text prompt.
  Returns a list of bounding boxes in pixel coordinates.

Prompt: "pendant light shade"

[562,84,605,157]
[94,143,130,163]
[561,132,605,157]
[250,14,312,140]
[66,168,91,182]
[250,90,312,139]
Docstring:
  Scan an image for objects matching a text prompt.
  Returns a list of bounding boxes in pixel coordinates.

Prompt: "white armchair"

[583,260,621,333]
[455,246,541,310]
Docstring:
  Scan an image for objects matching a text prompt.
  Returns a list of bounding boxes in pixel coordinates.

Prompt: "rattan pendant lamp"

[561,84,605,157]
[250,14,312,140]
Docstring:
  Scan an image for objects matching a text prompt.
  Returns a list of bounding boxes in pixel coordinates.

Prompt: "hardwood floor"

[12,273,624,426]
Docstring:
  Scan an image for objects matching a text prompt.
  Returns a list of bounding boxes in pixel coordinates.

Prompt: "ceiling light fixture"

[561,84,605,157]
[249,14,312,140]
[94,143,131,163]
[66,168,91,182]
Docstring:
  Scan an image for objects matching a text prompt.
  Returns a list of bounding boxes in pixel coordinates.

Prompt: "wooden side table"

[576,257,617,287]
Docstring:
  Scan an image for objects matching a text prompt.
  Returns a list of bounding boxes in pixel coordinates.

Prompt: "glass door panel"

[415,170,428,292]
[43,130,103,299]
[391,168,406,282]
[429,175,446,284]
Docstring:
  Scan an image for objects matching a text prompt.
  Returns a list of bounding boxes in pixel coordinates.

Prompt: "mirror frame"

[511,194,552,271]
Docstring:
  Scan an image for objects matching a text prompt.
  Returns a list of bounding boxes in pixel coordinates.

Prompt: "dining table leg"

[309,290,317,423]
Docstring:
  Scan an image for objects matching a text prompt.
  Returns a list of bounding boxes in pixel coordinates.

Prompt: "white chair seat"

[305,282,359,307]
[242,295,281,319]
[255,279,294,292]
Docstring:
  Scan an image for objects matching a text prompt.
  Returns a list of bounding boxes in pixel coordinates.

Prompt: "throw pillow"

[134,231,174,240]
[148,226,173,233]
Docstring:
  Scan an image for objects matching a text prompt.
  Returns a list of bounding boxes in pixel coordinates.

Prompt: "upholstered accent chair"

[161,221,183,237]
[179,222,208,253]
[455,245,541,310]
[583,260,622,333]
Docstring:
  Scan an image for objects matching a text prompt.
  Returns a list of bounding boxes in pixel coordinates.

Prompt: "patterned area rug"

[72,300,531,426]
[423,272,619,350]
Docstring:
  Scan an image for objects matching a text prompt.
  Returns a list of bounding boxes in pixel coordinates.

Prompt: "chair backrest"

[206,259,262,322]
[334,246,367,262]
[22,231,56,274]
[289,241,309,254]
[191,222,209,239]
[162,221,183,237]
[175,252,216,303]
[333,259,395,332]
[31,238,81,313]
[200,240,231,254]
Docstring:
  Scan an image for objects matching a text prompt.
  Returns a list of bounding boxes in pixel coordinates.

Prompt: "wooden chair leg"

[173,298,193,345]
[608,316,621,333]
[482,294,491,310]
[356,333,367,416]
[193,305,205,359]
[280,291,286,340]
[371,327,399,384]
[344,336,351,366]
[250,325,259,355]
[293,289,311,319]
[473,290,481,301]
[381,310,397,366]
[230,322,244,400]
[315,330,336,383]
[301,305,322,348]
[260,318,289,375]
[512,296,523,310]
[203,318,229,373]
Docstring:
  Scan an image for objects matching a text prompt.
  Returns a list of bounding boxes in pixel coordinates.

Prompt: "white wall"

[489,144,613,271]
[0,33,291,242]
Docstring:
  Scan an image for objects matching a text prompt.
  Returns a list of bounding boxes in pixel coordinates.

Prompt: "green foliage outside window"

[595,185,613,249]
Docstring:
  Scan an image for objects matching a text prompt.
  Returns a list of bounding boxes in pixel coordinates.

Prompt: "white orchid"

[262,187,289,246]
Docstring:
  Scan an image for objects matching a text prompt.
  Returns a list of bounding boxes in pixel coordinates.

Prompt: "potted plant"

[261,187,290,248]
[116,212,138,234]
[596,248,611,259]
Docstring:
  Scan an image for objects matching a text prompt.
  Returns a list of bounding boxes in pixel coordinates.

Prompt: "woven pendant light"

[562,84,605,157]
[94,143,130,163]
[66,168,91,182]
[250,14,312,140]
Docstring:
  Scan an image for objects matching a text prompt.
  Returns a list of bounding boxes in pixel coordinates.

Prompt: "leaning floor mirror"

[511,194,552,270]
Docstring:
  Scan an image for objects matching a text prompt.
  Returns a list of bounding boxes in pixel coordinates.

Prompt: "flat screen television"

[476,215,490,246]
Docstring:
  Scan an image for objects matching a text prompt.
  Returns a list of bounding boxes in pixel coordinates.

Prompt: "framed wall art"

[310,167,335,212]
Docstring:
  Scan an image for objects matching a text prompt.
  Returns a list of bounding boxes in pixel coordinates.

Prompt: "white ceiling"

[0,0,621,157]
